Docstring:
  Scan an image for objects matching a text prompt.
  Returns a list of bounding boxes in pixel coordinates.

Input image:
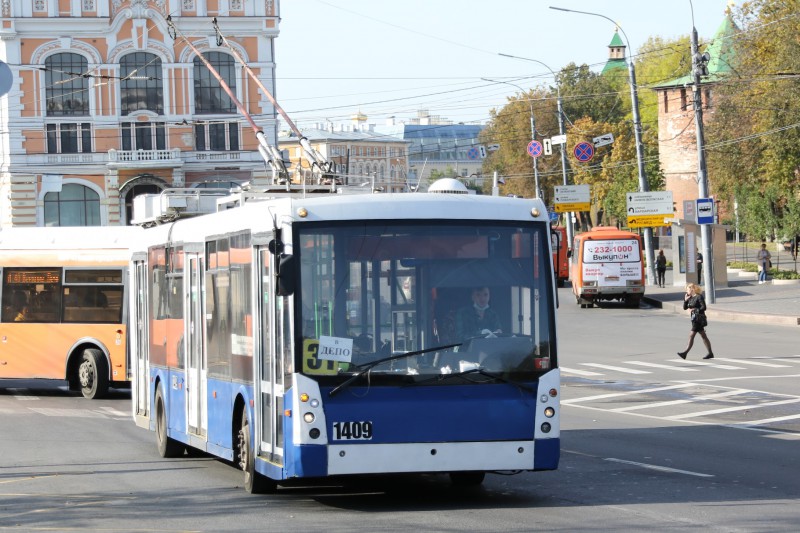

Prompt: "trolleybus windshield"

[298,221,555,383]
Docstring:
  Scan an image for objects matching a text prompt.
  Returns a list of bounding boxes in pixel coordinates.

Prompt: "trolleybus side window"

[2,269,61,323]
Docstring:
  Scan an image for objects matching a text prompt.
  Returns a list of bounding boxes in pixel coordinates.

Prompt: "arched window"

[43,183,101,226]
[120,52,163,115]
[45,53,89,116]
[194,52,236,114]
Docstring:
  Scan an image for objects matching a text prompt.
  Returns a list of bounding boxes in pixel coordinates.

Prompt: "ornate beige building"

[0,0,280,226]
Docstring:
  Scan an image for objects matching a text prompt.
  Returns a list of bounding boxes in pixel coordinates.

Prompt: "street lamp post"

[550,6,657,287]
[482,77,540,198]
[498,53,574,247]
[689,0,715,302]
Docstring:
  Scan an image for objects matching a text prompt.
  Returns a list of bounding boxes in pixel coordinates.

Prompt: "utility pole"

[691,24,715,302]
[495,55,572,241]
[550,6,657,286]
[482,78,539,198]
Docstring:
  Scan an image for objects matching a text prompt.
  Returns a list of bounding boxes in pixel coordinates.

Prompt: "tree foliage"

[706,0,800,240]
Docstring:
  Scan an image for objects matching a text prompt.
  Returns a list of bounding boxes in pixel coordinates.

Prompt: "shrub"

[770,269,800,280]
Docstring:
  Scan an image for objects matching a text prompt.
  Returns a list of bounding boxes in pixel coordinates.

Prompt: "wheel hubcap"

[79,361,93,388]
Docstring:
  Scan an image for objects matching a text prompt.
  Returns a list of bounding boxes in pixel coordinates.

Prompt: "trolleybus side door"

[185,249,207,438]
[256,247,283,465]
[132,255,149,419]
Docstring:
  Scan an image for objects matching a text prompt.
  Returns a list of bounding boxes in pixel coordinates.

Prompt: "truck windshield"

[297,221,555,384]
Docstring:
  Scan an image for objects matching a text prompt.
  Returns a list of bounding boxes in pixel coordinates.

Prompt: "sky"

[274,0,738,129]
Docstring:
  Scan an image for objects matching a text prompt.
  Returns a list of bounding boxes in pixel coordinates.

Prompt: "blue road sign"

[527,140,543,158]
[549,210,559,223]
[467,147,480,160]
[696,197,714,224]
[574,141,595,162]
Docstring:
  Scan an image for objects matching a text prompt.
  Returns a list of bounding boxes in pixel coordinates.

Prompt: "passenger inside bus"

[454,286,502,339]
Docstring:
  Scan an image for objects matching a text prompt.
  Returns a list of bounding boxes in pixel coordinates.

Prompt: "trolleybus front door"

[256,248,283,465]
[186,253,207,437]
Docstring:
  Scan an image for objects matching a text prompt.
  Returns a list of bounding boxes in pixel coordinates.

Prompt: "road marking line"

[667,398,800,420]
[741,413,800,426]
[714,358,789,368]
[561,383,694,405]
[581,363,650,374]
[670,360,744,370]
[29,408,106,418]
[97,406,130,417]
[770,358,800,365]
[612,389,748,412]
[604,457,714,478]
[627,361,698,372]
[560,366,603,377]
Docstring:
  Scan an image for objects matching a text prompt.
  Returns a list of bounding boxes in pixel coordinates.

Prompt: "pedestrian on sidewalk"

[756,243,771,284]
[677,283,714,360]
[656,249,667,288]
[696,250,704,285]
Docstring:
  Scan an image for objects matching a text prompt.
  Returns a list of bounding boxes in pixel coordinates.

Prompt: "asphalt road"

[0,294,798,531]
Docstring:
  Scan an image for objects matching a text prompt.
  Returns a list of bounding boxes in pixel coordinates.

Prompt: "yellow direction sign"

[554,202,590,213]
[627,214,672,228]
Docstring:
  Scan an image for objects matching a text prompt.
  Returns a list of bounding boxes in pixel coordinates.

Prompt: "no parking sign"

[574,141,595,162]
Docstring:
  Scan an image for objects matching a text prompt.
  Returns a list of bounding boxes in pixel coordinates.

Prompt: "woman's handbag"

[692,310,708,328]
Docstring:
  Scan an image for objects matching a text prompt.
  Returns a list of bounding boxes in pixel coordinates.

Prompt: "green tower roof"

[653,11,739,89]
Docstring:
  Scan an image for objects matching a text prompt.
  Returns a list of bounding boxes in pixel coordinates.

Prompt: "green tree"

[706,0,800,239]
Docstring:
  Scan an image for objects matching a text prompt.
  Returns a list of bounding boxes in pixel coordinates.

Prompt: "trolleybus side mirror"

[276,254,296,296]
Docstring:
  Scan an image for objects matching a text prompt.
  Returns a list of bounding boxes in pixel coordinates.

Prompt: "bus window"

[2,268,62,323]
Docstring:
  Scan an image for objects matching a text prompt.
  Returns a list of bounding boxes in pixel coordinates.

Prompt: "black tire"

[625,296,642,309]
[77,348,109,399]
[155,386,184,458]
[449,471,486,487]
[238,411,276,494]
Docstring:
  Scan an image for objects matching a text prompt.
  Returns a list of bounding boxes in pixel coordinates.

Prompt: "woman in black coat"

[677,283,714,360]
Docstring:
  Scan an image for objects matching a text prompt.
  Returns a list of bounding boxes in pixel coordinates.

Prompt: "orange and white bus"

[551,226,569,287]
[0,226,140,398]
[570,226,645,308]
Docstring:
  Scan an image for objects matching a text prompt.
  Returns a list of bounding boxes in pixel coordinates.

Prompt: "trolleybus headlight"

[309,428,320,439]
[297,207,308,218]
[300,393,310,402]
[544,407,555,418]
[531,208,541,218]
[541,422,552,433]
[303,412,315,423]
[310,399,320,408]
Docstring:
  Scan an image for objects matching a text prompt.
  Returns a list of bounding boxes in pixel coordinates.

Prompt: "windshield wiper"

[408,367,535,393]
[328,343,461,397]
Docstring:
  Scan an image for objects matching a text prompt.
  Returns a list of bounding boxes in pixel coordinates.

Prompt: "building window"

[662,91,669,113]
[46,123,92,153]
[704,88,713,109]
[680,88,688,111]
[45,53,89,116]
[194,52,236,114]
[194,121,239,151]
[121,122,166,151]
[120,52,163,115]
[44,183,101,227]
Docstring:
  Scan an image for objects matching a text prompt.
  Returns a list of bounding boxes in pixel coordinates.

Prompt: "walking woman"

[677,283,714,360]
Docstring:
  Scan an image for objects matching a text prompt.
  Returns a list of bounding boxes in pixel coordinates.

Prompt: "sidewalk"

[643,270,800,327]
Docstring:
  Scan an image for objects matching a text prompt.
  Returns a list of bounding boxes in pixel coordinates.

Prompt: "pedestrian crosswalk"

[561,356,800,377]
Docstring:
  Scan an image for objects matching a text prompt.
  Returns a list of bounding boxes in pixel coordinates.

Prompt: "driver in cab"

[455,286,502,339]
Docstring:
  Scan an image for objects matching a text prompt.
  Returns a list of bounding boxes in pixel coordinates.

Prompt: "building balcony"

[107,148,183,169]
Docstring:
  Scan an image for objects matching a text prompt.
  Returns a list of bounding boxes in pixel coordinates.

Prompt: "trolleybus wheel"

[155,385,184,458]
[238,411,276,494]
[78,348,109,399]
[449,471,486,487]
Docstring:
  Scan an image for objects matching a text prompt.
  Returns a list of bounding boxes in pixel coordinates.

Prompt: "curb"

[642,296,800,327]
